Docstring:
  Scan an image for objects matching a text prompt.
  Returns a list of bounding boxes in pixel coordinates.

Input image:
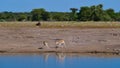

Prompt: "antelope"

[40,41,49,49]
[36,21,41,26]
[55,39,66,48]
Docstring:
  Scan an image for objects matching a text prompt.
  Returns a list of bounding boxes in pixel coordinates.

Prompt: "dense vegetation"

[0,4,120,22]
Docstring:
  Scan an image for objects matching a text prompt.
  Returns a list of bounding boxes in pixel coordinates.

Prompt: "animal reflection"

[56,53,66,61]
[43,53,50,62]
[42,53,66,62]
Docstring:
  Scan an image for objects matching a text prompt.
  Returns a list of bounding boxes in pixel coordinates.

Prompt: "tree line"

[0,4,120,22]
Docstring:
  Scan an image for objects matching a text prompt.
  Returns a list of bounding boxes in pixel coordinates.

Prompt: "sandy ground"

[0,27,120,53]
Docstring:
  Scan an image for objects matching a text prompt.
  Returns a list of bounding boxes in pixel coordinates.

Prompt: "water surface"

[0,53,120,68]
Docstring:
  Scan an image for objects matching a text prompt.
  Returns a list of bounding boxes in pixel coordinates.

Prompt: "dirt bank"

[0,27,120,54]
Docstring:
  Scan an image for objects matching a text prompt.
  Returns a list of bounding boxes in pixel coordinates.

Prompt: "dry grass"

[0,22,36,27]
[0,21,120,28]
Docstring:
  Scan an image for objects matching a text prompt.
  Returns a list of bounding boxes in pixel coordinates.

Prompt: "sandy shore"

[0,27,120,54]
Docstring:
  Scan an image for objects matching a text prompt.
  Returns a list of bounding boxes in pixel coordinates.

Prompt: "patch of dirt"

[0,27,120,53]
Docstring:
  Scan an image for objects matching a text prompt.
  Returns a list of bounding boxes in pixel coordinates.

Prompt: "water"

[0,53,120,68]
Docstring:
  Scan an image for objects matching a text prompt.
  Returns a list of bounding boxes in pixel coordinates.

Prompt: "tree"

[94,4,111,21]
[115,12,120,21]
[0,12,16,21]
[31,8,50,21]
[77,4,111,21]
[41,12,50,21]
[70,8,78,21]
[0,4,120,22]
[50,12,70,21]
[17,14,27,21]
[106,8,116,21]
[89,4,103,21]
[78,6,91,21]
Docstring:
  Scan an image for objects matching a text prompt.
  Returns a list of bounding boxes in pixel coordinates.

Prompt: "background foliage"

[0,4,120,22]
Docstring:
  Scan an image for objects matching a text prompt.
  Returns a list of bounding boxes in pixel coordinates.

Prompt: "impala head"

[42,41,49,48]
[55,39,66,48]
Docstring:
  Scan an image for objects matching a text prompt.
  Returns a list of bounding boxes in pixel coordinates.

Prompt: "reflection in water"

[56,53,66,62]
[43,53,50,62]
[0,53,120,68]
[41,52,120,62]
[42,53,66,62]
